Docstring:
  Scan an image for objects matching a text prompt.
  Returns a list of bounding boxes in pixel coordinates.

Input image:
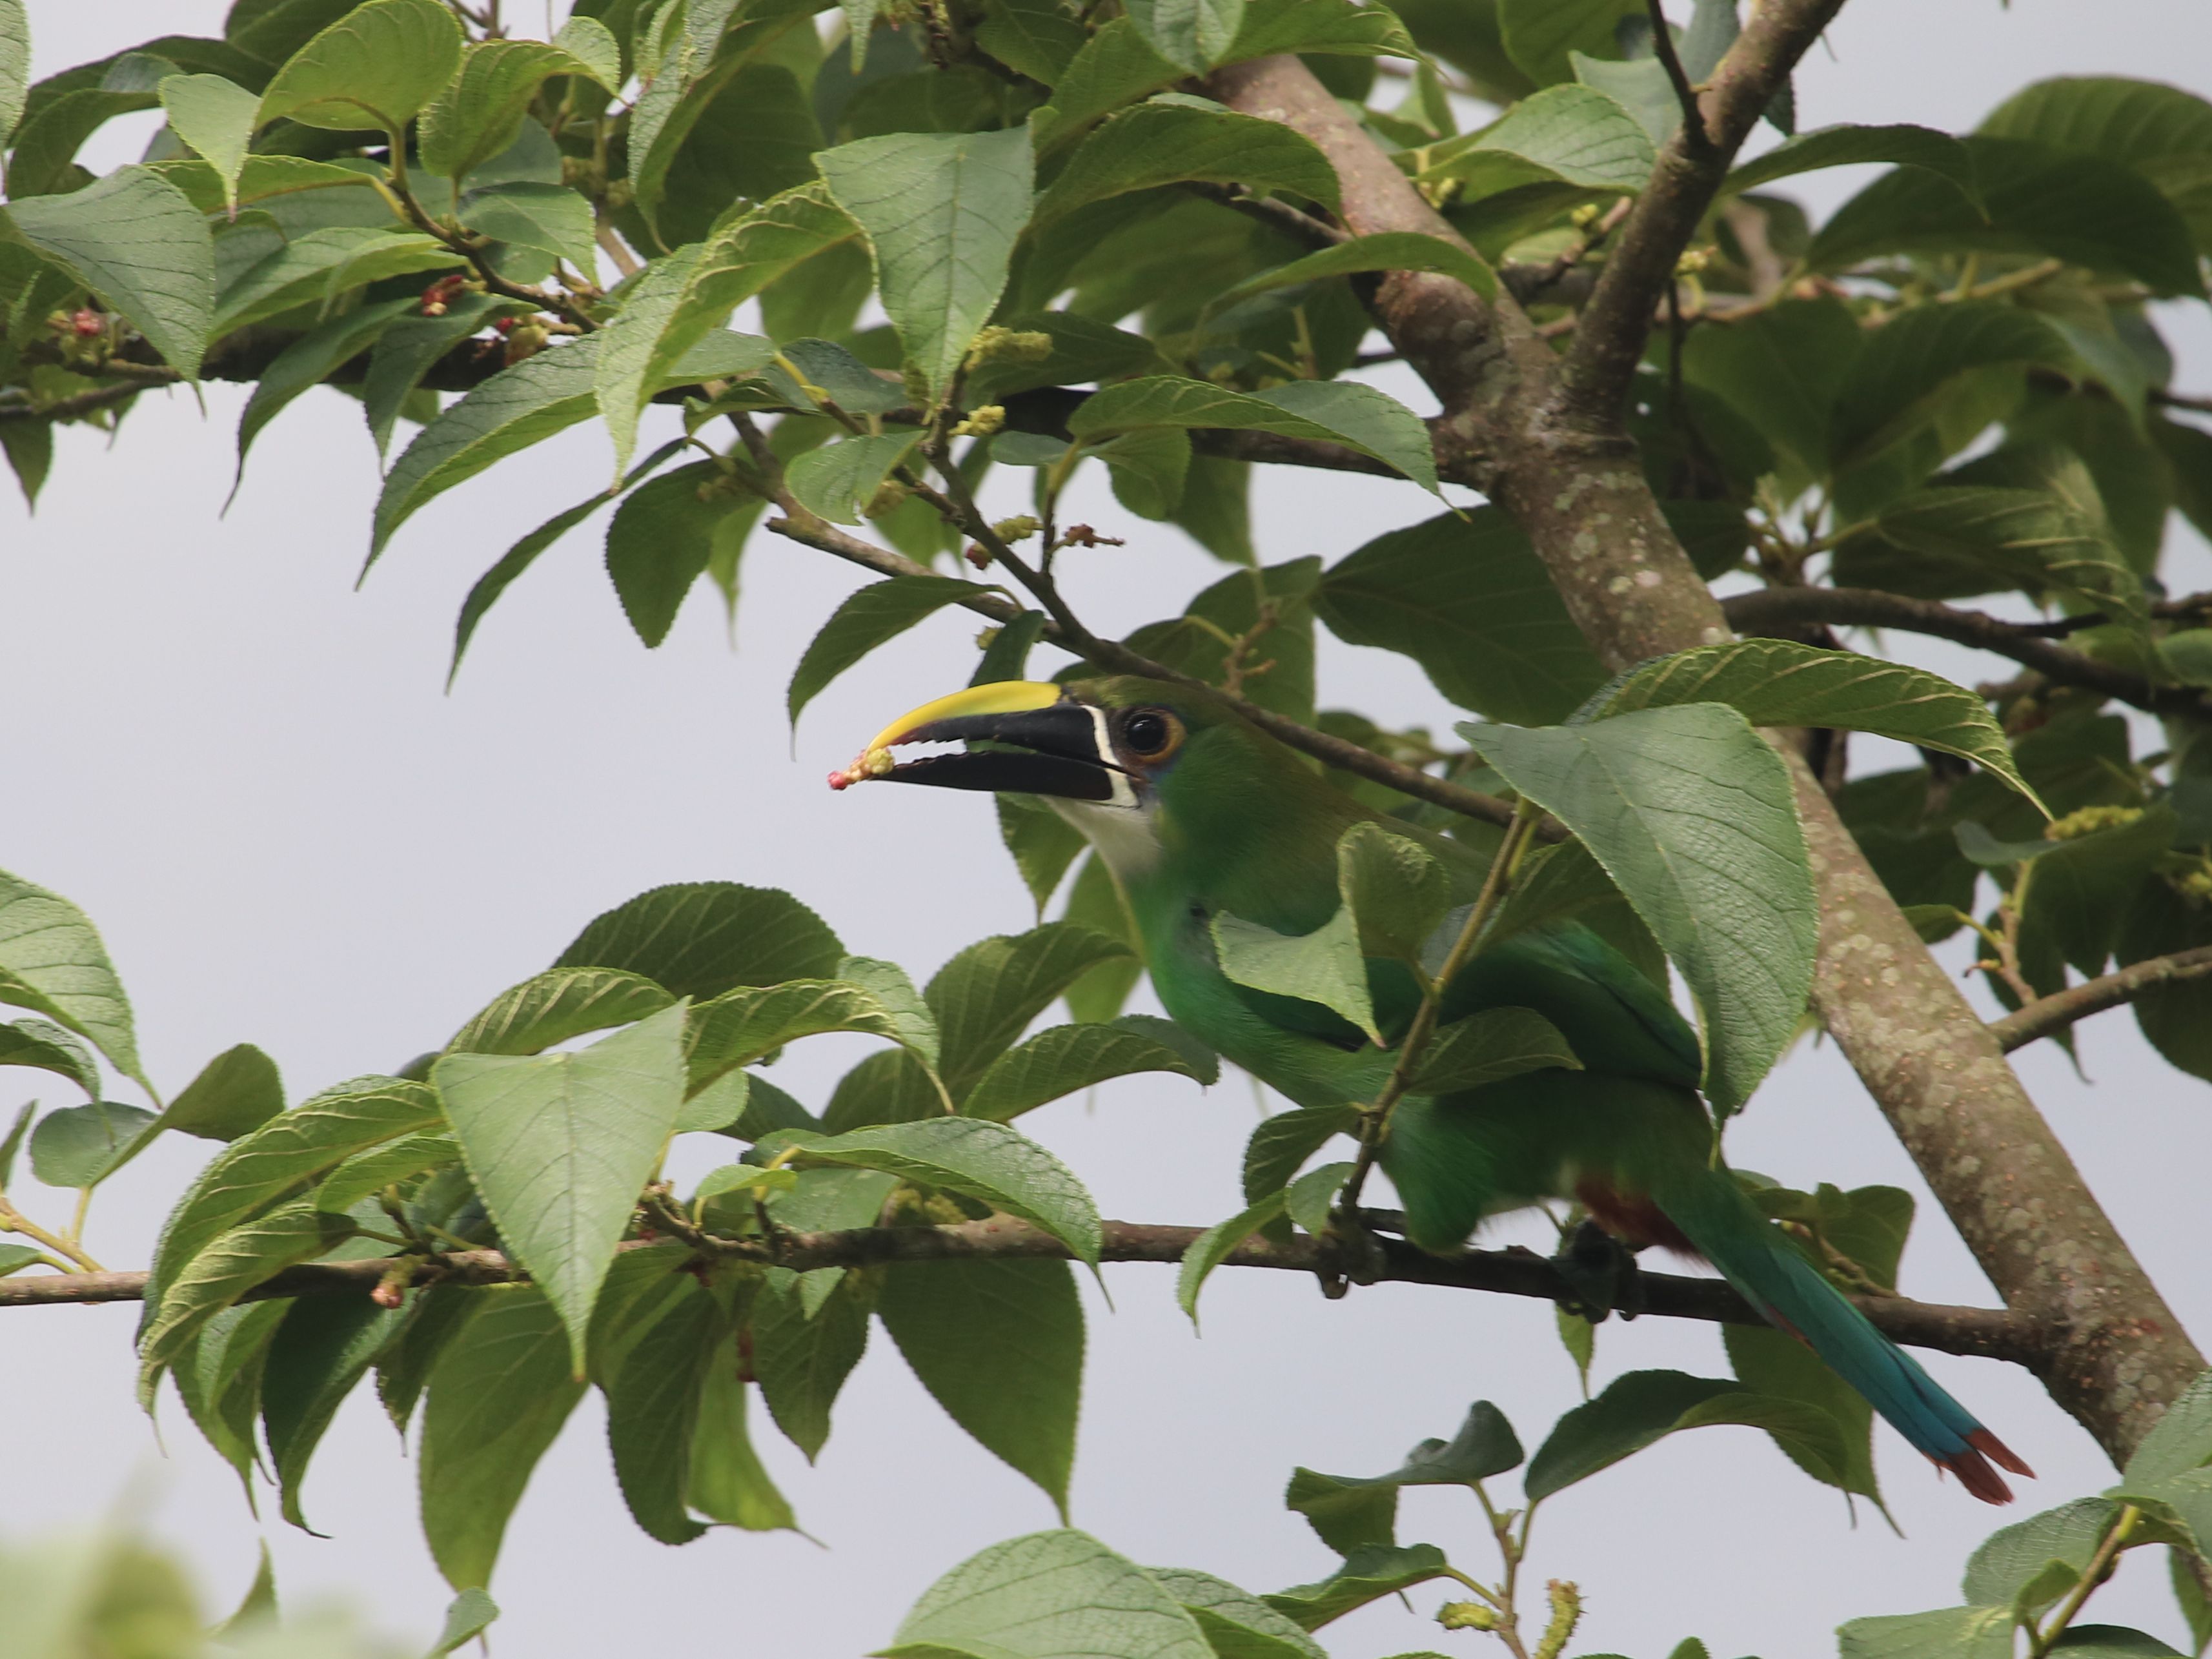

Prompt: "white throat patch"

[1045,793,1161,882]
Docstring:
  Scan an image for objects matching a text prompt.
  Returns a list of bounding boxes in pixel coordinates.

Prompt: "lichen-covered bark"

[1212,25,2204,1462]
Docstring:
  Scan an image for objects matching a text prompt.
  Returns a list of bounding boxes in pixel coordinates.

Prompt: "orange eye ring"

[1119,707,1184,763]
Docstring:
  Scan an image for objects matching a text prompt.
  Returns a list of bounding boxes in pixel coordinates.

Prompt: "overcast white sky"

[6,3,2212,1655]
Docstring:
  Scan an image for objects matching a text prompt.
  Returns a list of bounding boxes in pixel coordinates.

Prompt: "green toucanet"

[831,675,2031,1503]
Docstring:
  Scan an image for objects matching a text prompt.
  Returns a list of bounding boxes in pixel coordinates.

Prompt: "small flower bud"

[503,321,551,364]
[864,480,909,518]
[964,543,993,569]
[967,325,1054,365]
[1436,1602,1497,1631]
[953,403,1007,438]
[1570,202,1601,228]
[990,513,1040,542]
[1676,245,1712,275]
[2044,804,2144,841]
[70,307,105,338]
[975,625,1002,649]
[1535,1580,1582,1659]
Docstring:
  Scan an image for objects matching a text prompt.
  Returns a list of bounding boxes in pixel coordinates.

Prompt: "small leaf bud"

[864,480,910,518]
[1676,245,1713,275]
[967,325,1054,365]
[952,403,1007,438]
[989,513,1040,542]
[1436,1602,1498,1631]
[1570,202,1601,228]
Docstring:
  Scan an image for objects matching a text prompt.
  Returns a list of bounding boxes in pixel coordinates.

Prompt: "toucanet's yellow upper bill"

[827,680,1063,789]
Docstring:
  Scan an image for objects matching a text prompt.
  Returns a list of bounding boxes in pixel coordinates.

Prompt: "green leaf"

[815,124,1033,397]
[428,1589,502,1657]
[602,1268,720,1544]
[1681,296,1862,480]
[143,1076,441,1334]
[1212,904,1377,1045]
[153,151,385,216]
[1037,105,1338,225]
[215,224,458,338]
[689,1341,798,1531]
[785,429,924,524]
[882,1531,1213,1659]
[556,882,844,1000]
[1243,1104,1358,1203]
[791,1116,1103,1264]
[1224,0,1417,61]
[1100,426,1192,520]
[594,185,858,478]
[256,0,463,132]
[1525,1369,1851,1498]
[1830,301,2074,469]
[1873,485,2142,624]
[1961,1497,2116,1615]
[1284,1466,1399,1556]
[1177,1190,1287,1326]
[1262,1544,1453,1631]
[157,74,259,214]
[1462,705,1815,1112]
[1592,639,2043,810]
[261,1293,407,1532]
[880,1257,1084,1516]
[0,1017,98,1099]
[997,795,1088,917]
[1125,557,1322,723]
[449,436,689,683]
[139,1201,358,1393]
[1836,1606,2016,1659]
[2,165,213,376]
[1498,0,1636,85]
[1031,19,1182,147]
[786,575,993,729]
[433,1003,689,1372]
[0,0,25,145]
[838,955,942,1068]
[1412,1008,1581,1094]
[1312,509,1605,725]
[1060,855,1144,1024]
[27,1102,156,1188]
[2124,1369,2212,1487]
[1072,375,1437,494]
[458,180,598,273]
[1419,83,1655,194]
[5,57,166,200]
[419,1286,587,1590]
[419,39,612,181]
[752,1270,871,1459]
[233,295,418,491]
[1124,0,1246,74]
[684,979,924,1094]
[2051,1631,2189,1658]
[1213,229,1497,309]
[1981,76,2212,251]
[0,868,145,1092]
[360,290,502,459]
[1809,136,2206,298]
[1149,1569,1328,1659]
[1335,821,1451,963]
[1723,123,1983,210]
[926,924,1135,1097]
[371,340,601,564]
[314,1130,456,1212]
[1726,1322,1882,1507]
[446,968,675,1058]
[1313,1401,1526,1509]
[960,1021,1209,1122]
[605,457,756,647]
[171,1301,286,1494]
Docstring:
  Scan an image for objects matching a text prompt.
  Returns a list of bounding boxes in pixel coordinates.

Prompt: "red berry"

[70,308,104,337]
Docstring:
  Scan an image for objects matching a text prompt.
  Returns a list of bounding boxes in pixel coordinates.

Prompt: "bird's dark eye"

[1123,709,1175,756]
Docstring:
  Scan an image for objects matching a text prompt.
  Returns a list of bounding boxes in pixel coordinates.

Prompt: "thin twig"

[0,1216,2045,1360]
[1645,0,1710,147]
[1990,945,2212,1053]
[1182,181,1347,250]
[2151,388,2212,417]
[0,380,157,423]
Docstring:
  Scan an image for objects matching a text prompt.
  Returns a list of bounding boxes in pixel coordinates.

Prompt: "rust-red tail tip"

[1971,1427,2036,1479]
[1938,1431,2033,1505]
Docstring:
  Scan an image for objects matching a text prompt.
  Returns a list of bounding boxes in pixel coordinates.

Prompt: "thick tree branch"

[0,1217,2043,1362]
[1991,947,2212,1053]
[1723,585,2191,715]
[1209,46,2206,1463]
[1557,0,1848,431]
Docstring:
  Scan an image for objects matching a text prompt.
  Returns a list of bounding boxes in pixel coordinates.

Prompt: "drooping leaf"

[605,458,758,647]
[1680,296,1862,479]
[1178,1189,1287,1325]
[418,1285,587,1590]
[138,1200,358,1394]
[1212,906,1377,1045]
[427,1589,502,1658]
[926,924,1135,1098]
[1037,104,1338,225]
[960,1021,1210,1122]
[170,1301,286,1494]
[815,124,1034,397]
[1872,485,2143,624]
[458,180,599,273]
[786,575,992,728]
[683,978,925,1094]
[1981,76,2212,250]
[1243,1104,1358,1203]
[784,429,924,524]
[1462,705,1816,1112]
[1829,301,2074,469]
[232,295,418,489]
[751,1269,871,1460]
[689,1340,799,1532]
[1072,376,1438,494]
[261,1292,407,1531]
[882,1531,1213,1659]
[1335,820,1452,963]
[1031,20,1183,147]
[1525,1369,1851,1499]
[157,73,260,214]
[1419,83,1655,194]
[1592,640,2043,809]
[1124,0,1246,74]
[555,882,844,1001]
[879,1257,1084,1516]
[432,1003,690,1371]
[2,165,214,376]
[214,224,459,338]
[256,0,464,132]
[313,1130,457,1212]
[1497,0,1637,86]
[601,1267,720,1544]
[27,1102,156,1188]
[0,1017,99,1099]
[1284,1466,1399,1557]
[1262,1544,1454,1631]
[782,1116,1103,1264]
[446,968,676,1057]
[1149,1567,1328,1659]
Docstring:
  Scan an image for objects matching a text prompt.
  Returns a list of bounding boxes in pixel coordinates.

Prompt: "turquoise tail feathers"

[1661,1168,2033,1505]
